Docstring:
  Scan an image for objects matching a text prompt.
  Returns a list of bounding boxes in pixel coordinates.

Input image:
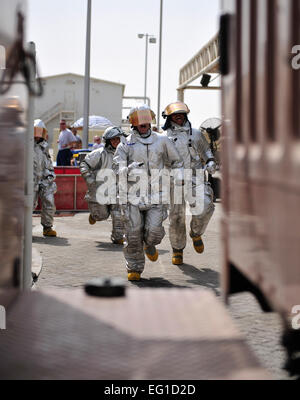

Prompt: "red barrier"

[36,167,88,211]
[54,166,81,175]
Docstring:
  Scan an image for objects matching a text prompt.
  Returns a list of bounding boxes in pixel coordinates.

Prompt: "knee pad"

[89,203,110,221]
[145,226,165,246]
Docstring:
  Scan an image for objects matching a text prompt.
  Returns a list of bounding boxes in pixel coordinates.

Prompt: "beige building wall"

[34,73,125,147]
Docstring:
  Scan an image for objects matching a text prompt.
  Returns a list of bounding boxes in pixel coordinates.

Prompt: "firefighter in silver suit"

[113,105,183,281]
[80,126,124,245]
[33,119,57,237]
[162,102,216,265]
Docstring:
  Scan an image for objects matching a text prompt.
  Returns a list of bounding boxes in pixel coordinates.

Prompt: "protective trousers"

[34,183,56,229]
[89,202,124,242]
[122,204,165,273]
[169,182,214,250]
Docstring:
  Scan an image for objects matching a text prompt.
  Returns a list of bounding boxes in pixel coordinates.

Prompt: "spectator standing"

[56,119,76,166]
[92,135,104,150]
[71,127,82,149]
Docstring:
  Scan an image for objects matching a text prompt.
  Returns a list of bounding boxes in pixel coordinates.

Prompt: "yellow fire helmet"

[162,102,190,119]
[34,119,48,139]
[128,105,156,126]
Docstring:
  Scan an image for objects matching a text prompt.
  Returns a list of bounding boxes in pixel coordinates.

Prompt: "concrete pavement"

[32,204,290,380]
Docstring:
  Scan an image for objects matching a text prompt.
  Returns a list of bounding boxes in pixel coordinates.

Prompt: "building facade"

[34,73,125,146]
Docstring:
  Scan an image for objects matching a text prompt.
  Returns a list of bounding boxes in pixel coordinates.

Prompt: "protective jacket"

[113,129,183,206]
[80,145,123,242]
[163,121,214,171]
[33,140,56,228]
[80,146,115,203]
[163,121,215,250]
[33,141,56,205]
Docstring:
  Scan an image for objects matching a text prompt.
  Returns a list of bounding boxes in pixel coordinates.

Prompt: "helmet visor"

[34,127,44,138]
[129,109,155,126]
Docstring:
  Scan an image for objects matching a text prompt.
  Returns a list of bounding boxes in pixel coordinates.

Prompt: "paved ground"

[32,203,290,380]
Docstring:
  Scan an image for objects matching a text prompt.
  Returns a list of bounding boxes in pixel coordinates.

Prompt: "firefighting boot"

[43,227,57,237]
[89,214,96,225]
[128,272,141,281]
[144,245,159,262]
[111,236,124,245]
[172,249,183,265]
[190,233,204,254]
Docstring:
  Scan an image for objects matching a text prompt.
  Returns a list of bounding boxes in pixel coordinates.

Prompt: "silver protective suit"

[164,121,215,250]
[33,140,57,228]
[80,146,123,242]
[113,129,183,273]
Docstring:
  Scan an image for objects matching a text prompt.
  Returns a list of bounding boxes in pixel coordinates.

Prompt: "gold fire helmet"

[1,96,24,112]
[162,102,190,119]
[34,119,48,139]
[128,105,156,126]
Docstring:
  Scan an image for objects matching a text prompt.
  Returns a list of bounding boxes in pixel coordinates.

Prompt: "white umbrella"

[72,115,113,130]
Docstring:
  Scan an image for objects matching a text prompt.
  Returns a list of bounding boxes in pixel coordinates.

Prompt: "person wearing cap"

[162,101,216,265]
[112,105,183,282]
[80,126,124,244]
[33,119,57,237]
[56,119,76,166]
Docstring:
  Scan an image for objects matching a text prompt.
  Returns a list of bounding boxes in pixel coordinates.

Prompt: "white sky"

[27,0,221,129]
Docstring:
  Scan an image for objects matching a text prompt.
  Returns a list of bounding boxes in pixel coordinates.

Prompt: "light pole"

[138,33,156,104]
[83,0,92,149]
[157,0,163,130]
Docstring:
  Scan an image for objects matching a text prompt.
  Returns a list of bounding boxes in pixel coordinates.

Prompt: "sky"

[27,0,221,129]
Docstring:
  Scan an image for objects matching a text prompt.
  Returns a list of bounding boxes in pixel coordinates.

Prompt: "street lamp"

[137,33,156,104]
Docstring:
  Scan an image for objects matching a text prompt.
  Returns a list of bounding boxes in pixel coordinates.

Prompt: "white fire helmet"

[34,119,47,139]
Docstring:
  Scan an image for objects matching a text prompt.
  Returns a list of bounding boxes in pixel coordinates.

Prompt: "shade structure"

[72,115,113,130]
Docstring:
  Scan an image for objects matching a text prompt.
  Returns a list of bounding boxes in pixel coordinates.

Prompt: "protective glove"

[205,160,217,175]
[128,162,144,172]
[47,175,55,183]
[85,174,95,186]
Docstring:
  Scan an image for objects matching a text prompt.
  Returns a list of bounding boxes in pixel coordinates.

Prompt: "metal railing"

[178,33,220,90]
[39,102,64,124]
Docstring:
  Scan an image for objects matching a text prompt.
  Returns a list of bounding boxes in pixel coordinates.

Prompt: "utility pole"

[83,0,92,149]
[157,0,163,130]
[23,41,35,289]
[138,33,156,104]
[144,33,149,102]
